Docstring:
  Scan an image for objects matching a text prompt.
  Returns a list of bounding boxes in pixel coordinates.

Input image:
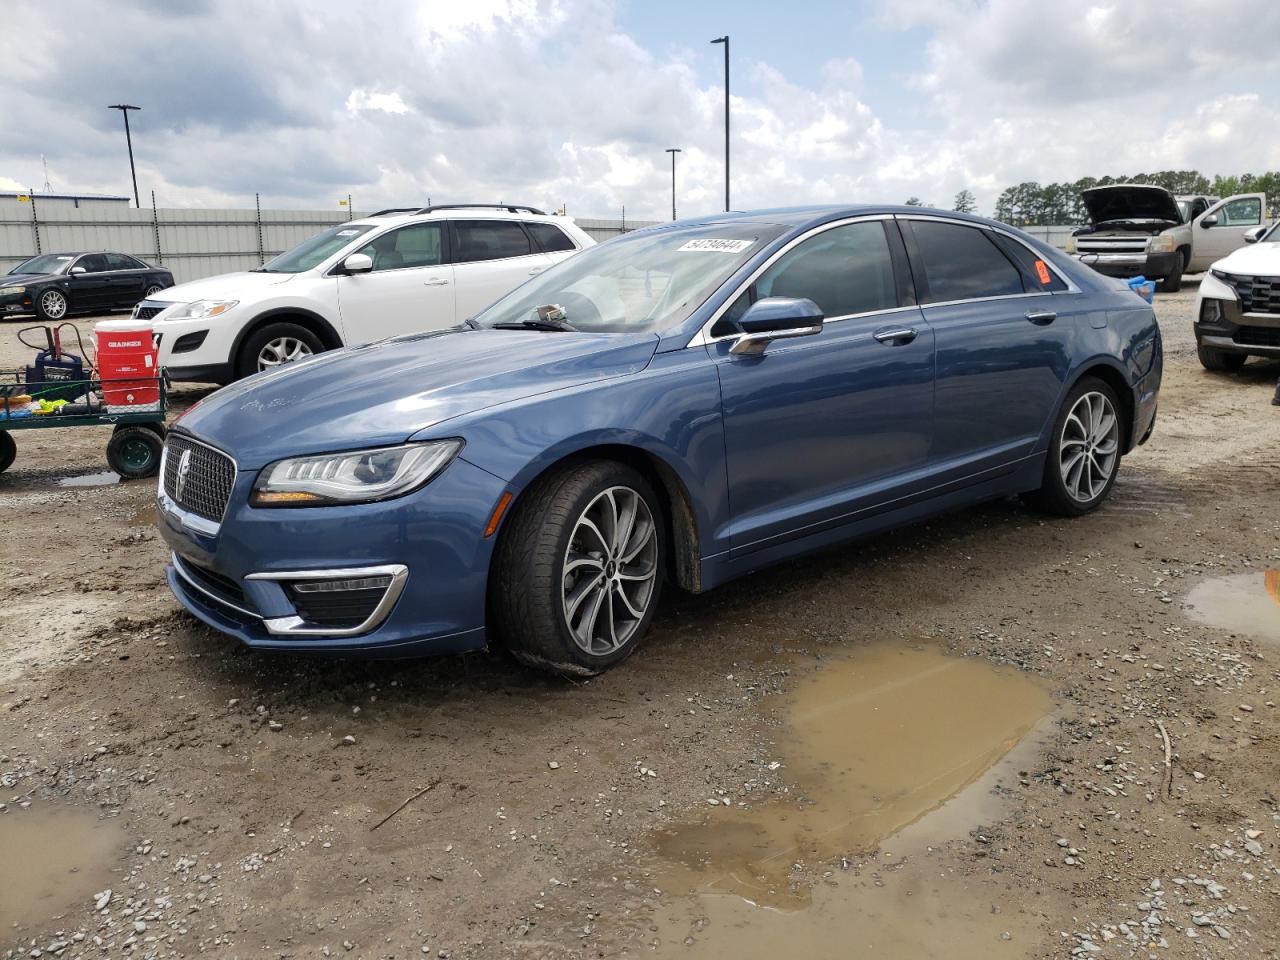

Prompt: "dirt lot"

[2,285,1279,960]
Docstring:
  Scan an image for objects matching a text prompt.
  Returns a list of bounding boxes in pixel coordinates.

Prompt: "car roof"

[349,207,570,229]
[637,204,1002,231]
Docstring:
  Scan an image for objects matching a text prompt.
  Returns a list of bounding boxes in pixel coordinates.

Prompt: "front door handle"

[423,278,450,286]
[873,326,918,345]
[1025,309,1056,325]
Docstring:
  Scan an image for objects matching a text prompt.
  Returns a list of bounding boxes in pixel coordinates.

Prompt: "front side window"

[355,222,444,271]
[453,220,532,263]
[526,222,576,253]
[909,220,1025,303]
[1216,197,1262,226]
[712,220,899,336]
[261,223,376,274]
[76,254,109,273]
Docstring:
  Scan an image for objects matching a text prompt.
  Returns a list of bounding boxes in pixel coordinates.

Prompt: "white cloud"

[1,0,1277,219]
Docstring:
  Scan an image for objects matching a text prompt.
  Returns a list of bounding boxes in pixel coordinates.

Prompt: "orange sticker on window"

[1034,259,1052,285]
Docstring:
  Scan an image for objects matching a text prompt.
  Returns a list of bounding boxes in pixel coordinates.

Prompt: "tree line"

[985,171,1280,225]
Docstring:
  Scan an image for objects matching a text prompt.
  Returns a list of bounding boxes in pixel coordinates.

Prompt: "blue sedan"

[156,205,1161,674]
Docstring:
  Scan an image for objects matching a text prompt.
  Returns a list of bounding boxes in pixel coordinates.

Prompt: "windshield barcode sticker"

[677,238,754,253]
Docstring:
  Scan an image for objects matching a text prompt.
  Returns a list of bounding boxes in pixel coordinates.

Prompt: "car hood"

[154,270,297,305]
[1211,241,1280,276]
[1,272,59,285]
[176,328,660,468]
[1082,185,1182,226]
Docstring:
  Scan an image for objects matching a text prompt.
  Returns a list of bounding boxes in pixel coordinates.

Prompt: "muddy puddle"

[642,643,1052,959]
[1184,570,1280,642]
[57,471,120,488]
[0,804,126,932]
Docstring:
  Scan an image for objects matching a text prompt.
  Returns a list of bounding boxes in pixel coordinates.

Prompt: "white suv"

[136,205,595,383]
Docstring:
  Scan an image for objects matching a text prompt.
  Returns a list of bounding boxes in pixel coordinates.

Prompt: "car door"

[450,219,554,321]
[104,253,147,307]
[902,216,1077,481]
[67,254,113,309]
[710,217,934,554]
[335,221,455,341]
[1189,194,1267,271]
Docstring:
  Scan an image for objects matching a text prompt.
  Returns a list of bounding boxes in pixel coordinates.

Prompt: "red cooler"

[94,319,159,408]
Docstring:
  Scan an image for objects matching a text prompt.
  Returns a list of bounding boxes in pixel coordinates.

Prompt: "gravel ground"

[2,283,1280,959]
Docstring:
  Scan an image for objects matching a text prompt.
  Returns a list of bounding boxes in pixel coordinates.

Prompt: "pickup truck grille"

[1220,273,1280,315]
[1076,237,1149,254]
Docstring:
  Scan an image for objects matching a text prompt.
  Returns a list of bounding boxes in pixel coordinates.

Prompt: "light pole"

[710,36,729,212]
[108,104,141,207]
[665,148,681,221]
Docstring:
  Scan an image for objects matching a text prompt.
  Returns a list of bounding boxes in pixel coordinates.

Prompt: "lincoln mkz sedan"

[156,205,1161,674]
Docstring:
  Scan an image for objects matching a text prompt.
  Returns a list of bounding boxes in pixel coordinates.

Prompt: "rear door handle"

[423,278,450,286]
[1025,309,1056,325]
[873,326,918,345]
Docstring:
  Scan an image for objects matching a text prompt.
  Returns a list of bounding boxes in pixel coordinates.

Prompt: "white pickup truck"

[1066,184,1267,291]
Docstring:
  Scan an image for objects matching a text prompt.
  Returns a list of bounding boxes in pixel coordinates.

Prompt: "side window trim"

[690,214,914,347]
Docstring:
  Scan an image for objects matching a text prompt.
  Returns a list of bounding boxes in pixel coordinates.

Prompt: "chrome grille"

[133,300,170,321]
[163,434,236,523]
[1076,237,1148,254]
[1222,273,1280,315]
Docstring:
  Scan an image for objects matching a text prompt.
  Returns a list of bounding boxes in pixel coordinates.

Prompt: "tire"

[1023,376,1123,517]
[235,322,323,379]
[106,425,164,479]
[1160,252,1184,293]
[144,284,166,298]
[1196,343,1247,372]
[0,432,14,474]
[491,460,665,676]
[35,287,69,321]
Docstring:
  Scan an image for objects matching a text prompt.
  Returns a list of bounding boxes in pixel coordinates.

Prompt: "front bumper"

[1074,250,1179,280]
[153,313,240,382]
[0,289,33,315]
[1194,276,1280,357]
[157,453,506,656]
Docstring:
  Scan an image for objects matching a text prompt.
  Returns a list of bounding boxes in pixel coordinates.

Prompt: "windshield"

[1262,222,1280,243]
[471,223,785,334]
[1176,200,1189,221]
[10,253,75,275]
[260,223,376,273]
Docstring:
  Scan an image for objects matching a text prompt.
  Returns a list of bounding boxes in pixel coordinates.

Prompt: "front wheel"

[491,461,665,675]
[106,425,164,479]
[236,322,323,379]
[1161,252,1184,293]
[1024,377,1123,516]
[1196,343,1247,372]
[0,432,14,474]
[36,287,69,321]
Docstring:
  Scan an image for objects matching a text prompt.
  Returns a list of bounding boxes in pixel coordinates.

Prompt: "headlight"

[1065,235,1077,254]
[1147,235,1176,254]
[165,299,238,321]
[250,440,463,507]
[0,285,25,295]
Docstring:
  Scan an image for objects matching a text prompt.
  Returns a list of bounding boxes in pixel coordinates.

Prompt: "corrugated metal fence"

[0,199,661,285]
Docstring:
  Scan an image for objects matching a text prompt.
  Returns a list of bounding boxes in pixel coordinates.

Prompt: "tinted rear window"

[526,222,576,253]
[453,220,533,263]
[909,221,1025,303]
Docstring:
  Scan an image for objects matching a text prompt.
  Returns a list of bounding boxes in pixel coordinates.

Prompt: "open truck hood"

[1082,185,1182,226]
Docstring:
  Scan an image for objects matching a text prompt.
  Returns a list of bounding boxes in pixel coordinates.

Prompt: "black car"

[0,252,174,321]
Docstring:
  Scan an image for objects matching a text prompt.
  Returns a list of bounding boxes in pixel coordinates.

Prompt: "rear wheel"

[1196,343,1247,372]
[1024,377,1122,516]
[106,425,163,479]
[236,322,323,379]
[0,432,14,474]
[1161,252,1184,292]
[144,284,166,298]
[491,461,665,675]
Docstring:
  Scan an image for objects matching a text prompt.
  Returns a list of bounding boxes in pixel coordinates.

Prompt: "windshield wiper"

[490,318,579,332]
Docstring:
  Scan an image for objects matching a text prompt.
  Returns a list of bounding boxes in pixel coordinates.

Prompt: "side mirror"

[729,297,823,356]
[342,252,373,274]
[1199,215,1218,229]
[1244,225,1267,244]
[69,266,87,275]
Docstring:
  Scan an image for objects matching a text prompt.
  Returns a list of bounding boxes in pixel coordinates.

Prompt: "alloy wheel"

[40,289,68,319]
[1059,391,1119,503]
[144,284,165,297]
[257,336,313,370]
[561,485,659,656]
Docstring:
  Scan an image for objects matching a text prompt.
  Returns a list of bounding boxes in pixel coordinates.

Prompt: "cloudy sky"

[2,0,1278,220]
